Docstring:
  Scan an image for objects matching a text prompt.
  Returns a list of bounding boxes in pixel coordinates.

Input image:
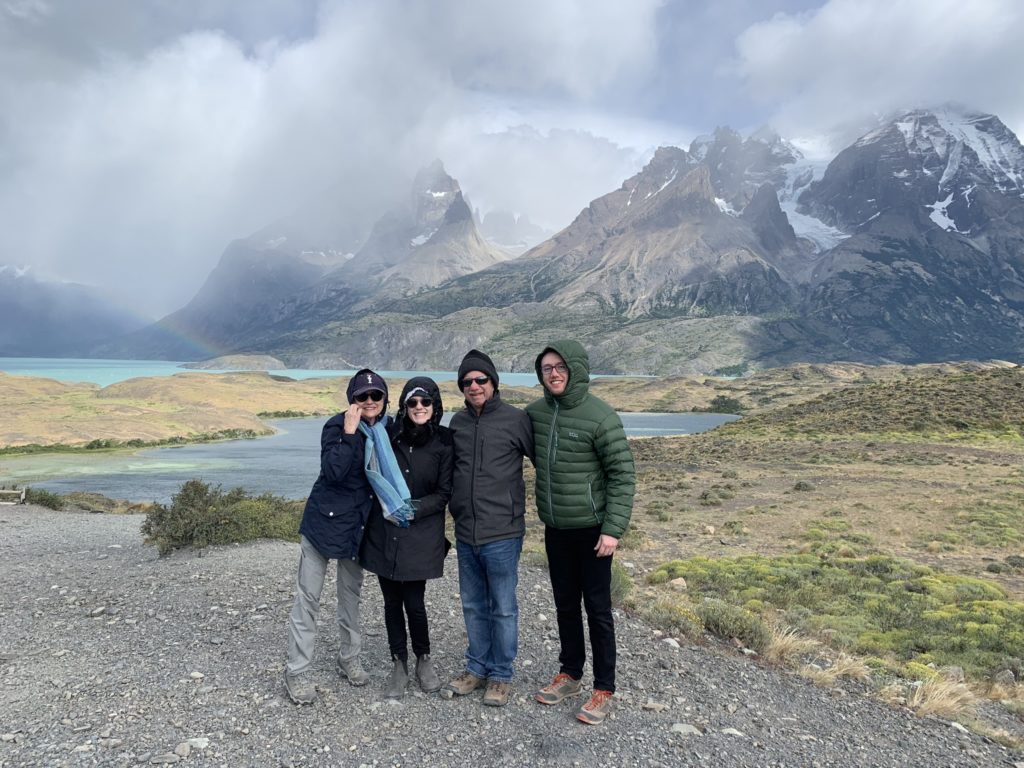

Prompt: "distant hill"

[0,267,146,357]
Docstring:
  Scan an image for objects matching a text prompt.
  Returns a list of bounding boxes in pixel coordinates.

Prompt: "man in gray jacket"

[443,349,534,707]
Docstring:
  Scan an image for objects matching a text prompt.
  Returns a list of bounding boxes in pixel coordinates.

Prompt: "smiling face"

[405,394,434,425]
[354,390,384,423]
[460,370,495,414]
[540,351,569,396]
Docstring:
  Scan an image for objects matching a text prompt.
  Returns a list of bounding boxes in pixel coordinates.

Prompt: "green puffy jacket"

[526,340,635,538]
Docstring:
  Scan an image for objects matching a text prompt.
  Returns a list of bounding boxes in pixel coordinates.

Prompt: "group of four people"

[283,342,635,725]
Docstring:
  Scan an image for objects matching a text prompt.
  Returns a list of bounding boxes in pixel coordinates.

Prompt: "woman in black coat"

[359,376,453,697]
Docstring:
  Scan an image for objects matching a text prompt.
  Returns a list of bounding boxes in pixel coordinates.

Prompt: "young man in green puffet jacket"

[526,339,635,725]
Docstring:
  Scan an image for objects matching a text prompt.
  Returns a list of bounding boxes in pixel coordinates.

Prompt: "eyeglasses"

[459,375,490,389]
[405,397,433,408]
[354,390,384,403]
[541,363,569,376]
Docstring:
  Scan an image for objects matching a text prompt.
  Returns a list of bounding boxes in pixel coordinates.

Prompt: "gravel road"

[1,505,1020,767]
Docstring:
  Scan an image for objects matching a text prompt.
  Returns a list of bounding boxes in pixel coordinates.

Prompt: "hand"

[343,403,363,434]
[594,534,619,557]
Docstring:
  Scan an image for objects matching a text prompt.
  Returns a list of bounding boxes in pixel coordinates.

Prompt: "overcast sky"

[2,0,1022,317]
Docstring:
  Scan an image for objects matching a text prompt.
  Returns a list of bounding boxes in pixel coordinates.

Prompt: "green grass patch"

[141,479,303,556]
[647,553,1024,679]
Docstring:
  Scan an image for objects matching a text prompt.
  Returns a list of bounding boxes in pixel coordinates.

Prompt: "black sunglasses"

[459,375,490,389]
[405,396,433,408]
[355,390,384,403]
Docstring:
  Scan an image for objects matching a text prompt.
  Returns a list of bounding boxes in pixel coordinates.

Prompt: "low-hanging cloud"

[733,0,1024,146]
[0,0,664,317]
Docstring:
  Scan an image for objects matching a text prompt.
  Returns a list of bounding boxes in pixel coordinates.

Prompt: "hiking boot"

[385,657,408,698]
[443,670,487,697]
[283,670,317,705]
[576,689,613,724]
[535,672,583,705]
[416,654,441,693]
[482,680,513,707]
[337,656,369,687]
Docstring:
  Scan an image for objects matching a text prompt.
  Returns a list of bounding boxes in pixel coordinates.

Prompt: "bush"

[696,598,771,652]
[706,395,744,414]
[640,595,704,639]
[141,479,302,556]
[25,487,64,510]
[610,560,634,606]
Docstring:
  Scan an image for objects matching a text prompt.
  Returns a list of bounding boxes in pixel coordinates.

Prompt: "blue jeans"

[456,537,522,682]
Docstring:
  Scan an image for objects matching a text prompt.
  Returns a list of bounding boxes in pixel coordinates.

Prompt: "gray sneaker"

[337,657,369,687]
[284,670,317,705]
[415,654,441,693]
[385,657,409,698]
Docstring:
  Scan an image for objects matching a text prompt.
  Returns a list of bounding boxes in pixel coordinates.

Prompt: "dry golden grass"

[764,625,820,667]
[799,653,871,686]
[908,678,977,719]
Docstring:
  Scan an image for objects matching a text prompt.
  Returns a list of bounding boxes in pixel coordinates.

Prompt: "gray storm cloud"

[0,0,663,317]
[733,0,1024,147]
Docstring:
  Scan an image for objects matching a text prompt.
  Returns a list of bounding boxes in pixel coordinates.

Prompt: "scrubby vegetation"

[141,479,302,556]
[647,554,1024,680]
[25,487,64,510]
[0,429,266,456]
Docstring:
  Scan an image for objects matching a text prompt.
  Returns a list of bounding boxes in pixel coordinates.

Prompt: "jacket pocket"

[585,477,602,526]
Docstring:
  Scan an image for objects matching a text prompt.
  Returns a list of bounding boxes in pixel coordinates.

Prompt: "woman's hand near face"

[343,403,363,434]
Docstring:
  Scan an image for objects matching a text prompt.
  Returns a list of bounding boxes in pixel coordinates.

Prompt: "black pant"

[377,576,429,662]
[544,525,616,693]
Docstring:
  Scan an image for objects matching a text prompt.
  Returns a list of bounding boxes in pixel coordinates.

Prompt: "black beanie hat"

[457,349,499,390]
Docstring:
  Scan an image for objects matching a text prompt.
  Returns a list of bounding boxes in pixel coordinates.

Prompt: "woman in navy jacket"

[360,376,453,697]
[284,369,388,705]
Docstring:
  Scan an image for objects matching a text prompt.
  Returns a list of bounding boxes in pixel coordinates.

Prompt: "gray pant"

[286,535,364,675]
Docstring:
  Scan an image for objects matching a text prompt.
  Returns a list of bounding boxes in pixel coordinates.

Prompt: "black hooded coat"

[359,377,454,581]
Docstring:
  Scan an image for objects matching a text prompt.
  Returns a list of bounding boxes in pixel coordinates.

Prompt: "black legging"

[377,576,429,661]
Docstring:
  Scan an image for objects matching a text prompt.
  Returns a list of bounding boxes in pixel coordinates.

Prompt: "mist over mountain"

[89,105,1024,373]
[0,267,146,357]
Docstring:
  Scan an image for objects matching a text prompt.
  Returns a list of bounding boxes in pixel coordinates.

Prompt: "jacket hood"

[535,339,590,408]
[397,376,444,427]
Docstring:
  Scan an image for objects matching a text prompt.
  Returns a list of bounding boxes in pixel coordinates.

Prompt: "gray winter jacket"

[449,393,534,546]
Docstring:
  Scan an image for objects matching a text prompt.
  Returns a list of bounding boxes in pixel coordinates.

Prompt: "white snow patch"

[425,189,450,199]
[644,171,677,200]
[410,229,437,247]
[893,169,911,178]
[626,185,636,207]
[714,197,738,216]
[776,155,850,252]
[266,236,287,248]
[926,193,964,233]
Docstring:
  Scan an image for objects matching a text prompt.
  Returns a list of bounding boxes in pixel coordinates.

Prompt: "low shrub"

[141,479,302,556]
[610,560,634,606]
[640,595,704,639]
[25,487,64,510]
[696,598,771,652]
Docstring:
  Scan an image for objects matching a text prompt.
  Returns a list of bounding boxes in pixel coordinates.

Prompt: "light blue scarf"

[358,419,414,528]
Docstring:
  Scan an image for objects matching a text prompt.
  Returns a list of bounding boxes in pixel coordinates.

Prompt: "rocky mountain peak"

[802,105,1024,236]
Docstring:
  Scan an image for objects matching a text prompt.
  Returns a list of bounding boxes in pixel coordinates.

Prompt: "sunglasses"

[405,397,433,409]
[354,390,384,403]
[459,375,490,389]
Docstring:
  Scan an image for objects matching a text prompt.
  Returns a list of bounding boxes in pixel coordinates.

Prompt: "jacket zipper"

[546,402,559,527]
